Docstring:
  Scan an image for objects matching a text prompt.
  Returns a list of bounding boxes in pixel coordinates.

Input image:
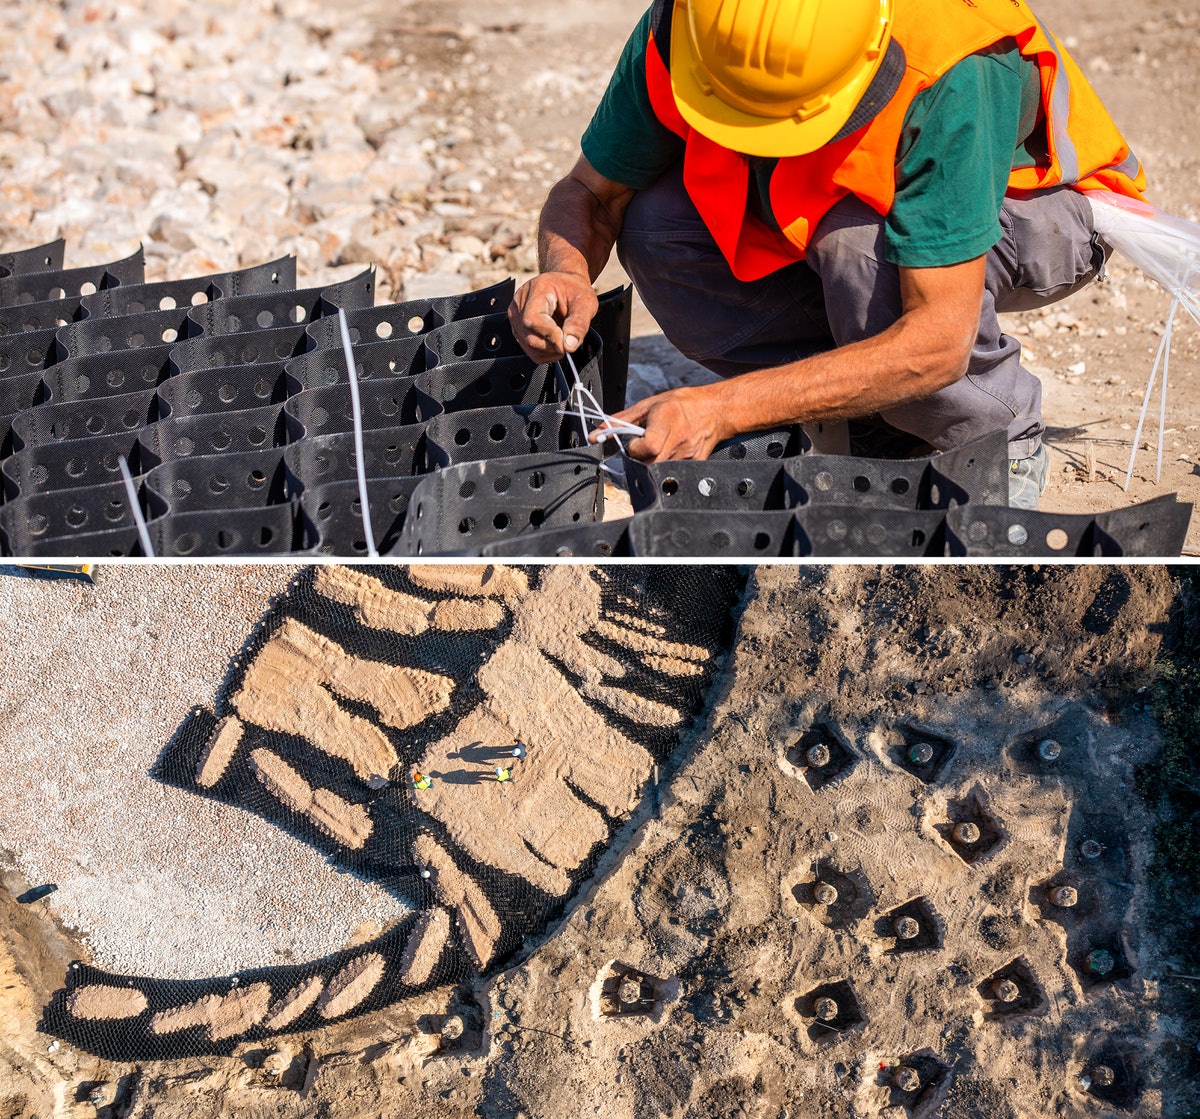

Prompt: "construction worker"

[412,771,433,791]
[495,766,513,783]
[508,0,1145,508]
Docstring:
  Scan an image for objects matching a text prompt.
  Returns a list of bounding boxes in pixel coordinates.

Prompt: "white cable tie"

[559,348,645,457]
[338,307,379,558]
[1124,296,1177,491]
[117,454,155,558]
[1157,296,1177,484]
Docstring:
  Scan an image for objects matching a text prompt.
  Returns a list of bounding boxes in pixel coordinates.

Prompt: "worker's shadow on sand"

[435,742,518,785]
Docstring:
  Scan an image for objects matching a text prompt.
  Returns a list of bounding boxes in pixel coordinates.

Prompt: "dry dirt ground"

[0,564,1195,1119]
[347,0,1200,552]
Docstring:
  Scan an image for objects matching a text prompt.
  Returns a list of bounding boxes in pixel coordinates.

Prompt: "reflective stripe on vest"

[646,0,1146,281]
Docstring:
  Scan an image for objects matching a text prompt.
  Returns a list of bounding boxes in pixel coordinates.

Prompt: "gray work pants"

[616,161,1106,462]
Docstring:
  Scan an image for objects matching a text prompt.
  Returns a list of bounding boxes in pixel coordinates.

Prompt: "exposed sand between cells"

[231,615,452,779]
[313,565,510,635]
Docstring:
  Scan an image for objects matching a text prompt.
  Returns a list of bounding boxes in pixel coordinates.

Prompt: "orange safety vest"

[645,0,1147,281]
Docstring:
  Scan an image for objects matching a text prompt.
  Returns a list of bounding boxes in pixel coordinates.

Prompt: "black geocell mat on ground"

[40,565,747,1060]
[0,240,1191,556]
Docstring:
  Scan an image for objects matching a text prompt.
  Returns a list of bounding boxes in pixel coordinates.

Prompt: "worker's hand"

[608,386,731,463]
[508,271,598,363]
[49,565,736,1058]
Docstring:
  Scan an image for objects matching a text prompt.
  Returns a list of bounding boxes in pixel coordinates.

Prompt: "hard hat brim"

[669,12,903,158]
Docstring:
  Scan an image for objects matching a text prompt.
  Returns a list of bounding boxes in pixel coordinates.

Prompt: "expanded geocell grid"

[0,243,1191,557]
[39,563,746,1060]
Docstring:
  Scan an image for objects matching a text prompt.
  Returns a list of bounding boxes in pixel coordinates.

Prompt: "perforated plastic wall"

[0,243,1190,556]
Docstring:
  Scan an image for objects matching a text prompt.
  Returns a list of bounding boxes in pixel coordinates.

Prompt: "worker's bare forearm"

[509,157,635,362]
[537,165,632,282]
[713,309,975,437]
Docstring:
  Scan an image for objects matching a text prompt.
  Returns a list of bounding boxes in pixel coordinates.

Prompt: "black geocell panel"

[284,424,428,488]
[0,246,144,306]
[396,449,606,556]
[0,239,1189,557]
[81,257,297,318]
[0,238,65,278]
[297,476,425,556]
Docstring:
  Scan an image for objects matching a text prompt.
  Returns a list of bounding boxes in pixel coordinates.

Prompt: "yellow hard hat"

[670,0,898,157]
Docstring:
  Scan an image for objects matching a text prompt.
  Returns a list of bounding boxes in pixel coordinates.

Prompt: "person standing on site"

[507,0,1145,508]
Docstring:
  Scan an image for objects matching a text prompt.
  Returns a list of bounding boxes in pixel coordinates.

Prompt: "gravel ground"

[0,565,410,979]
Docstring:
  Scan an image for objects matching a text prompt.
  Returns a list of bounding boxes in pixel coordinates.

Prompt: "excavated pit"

[977,956,1049,1020]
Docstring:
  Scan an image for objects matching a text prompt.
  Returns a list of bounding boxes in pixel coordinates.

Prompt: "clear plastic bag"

[1085,190,1200,488]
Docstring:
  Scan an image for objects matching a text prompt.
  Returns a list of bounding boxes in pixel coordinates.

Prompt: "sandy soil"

[0,564,1194,1119]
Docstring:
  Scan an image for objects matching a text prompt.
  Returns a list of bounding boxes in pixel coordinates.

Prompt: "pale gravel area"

[0,565,410,980]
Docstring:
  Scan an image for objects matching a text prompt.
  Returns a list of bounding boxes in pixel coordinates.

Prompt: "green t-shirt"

[581,7,1046,269]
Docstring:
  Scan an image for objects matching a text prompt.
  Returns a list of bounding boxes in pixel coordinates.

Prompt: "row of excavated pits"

[586,960,1144,1114]
[785,715,1104,793]
[791,867,1134,991]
